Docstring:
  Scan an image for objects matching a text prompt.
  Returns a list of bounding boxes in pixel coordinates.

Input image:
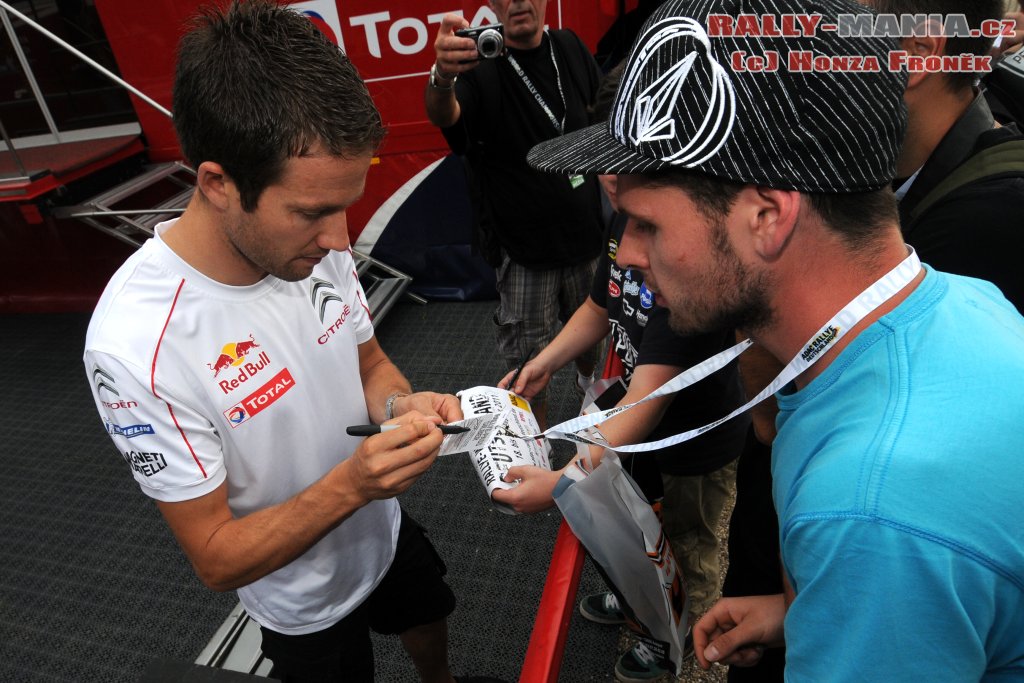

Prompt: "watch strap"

[384,392,409,420]
[429,63,456,91]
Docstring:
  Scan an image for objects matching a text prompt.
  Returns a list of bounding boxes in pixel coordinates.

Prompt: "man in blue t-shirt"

[525,0,1024,680]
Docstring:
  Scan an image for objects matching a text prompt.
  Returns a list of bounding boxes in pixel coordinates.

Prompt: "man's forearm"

[590,363,677,456]
[160,418,441,592]
[424,66,460,128]
[358,337,413,423]
[426,14,472,127]
[362,359,412,424]
[159,462,368,592]
[535,297,610,373]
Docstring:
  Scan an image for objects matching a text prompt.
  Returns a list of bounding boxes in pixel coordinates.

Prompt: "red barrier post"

[518,520,585,683]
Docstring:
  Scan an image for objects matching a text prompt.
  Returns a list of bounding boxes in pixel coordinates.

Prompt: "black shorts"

[259,508,456,682]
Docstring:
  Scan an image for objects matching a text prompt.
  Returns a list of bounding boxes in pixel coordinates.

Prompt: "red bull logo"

[207,334,261,375]
[207,335,273,394]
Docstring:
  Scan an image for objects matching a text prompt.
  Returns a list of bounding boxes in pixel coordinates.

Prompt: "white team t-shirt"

[84,220,400,634]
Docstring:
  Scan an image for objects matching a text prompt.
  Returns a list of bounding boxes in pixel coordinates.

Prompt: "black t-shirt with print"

[442,31,603,269]
[590,215,749,476]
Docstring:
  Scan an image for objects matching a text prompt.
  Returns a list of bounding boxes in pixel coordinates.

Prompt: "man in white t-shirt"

[83,3,495,681]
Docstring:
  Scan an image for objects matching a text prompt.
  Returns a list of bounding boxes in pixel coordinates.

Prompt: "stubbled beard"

[230,214,309,283]
[666,221,774,336]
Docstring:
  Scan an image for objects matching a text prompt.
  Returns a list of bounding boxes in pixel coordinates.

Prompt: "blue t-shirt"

[774,268,1024,682]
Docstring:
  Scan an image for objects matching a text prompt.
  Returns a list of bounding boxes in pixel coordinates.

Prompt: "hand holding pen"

[499,347,550,398]
[343,412,446,502]
[507,346,534,390]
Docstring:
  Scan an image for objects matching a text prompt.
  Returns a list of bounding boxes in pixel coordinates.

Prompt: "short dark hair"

[173,0,385,210]
[869,0,1004,92]
[638,170,898,252]
[805,190,899,253]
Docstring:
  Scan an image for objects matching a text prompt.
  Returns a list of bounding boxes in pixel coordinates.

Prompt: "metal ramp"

[0,0,419,322]
[52,161,196,248]
[354,246,422,322]
[52,161,421,325]
[194,604,273,677]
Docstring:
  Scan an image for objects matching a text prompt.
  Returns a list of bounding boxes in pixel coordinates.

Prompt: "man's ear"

[741,186,800,262]
[901,21,947,91]
[195,161,233,211]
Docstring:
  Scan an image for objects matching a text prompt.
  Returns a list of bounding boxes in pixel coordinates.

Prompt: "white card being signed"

[438,413,504,457]
[453,386,552,514]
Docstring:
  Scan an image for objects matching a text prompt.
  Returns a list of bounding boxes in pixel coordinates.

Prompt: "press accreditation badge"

[569,174,585,189]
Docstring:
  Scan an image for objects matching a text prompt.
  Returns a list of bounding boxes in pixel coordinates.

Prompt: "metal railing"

[0,0,170,177]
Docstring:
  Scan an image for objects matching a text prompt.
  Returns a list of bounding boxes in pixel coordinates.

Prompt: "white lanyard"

[506,33,566,135]
[894,168,921,201]
[527,248,923,451]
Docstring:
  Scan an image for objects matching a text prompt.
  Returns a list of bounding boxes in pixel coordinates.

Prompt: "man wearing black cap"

[526,0,1024,680]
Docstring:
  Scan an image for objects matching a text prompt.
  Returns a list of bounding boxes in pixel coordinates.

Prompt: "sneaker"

[575,371,596,396]
[454,677,510,683]
[614,641,669,682]
[613,635,694,683]
[579,591,625,625]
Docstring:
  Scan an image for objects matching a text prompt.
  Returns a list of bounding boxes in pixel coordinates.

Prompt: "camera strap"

[506,31,566,135]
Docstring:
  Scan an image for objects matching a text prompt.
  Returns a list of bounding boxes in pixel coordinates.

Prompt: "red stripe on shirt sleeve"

[151,278,208,478]
[349,253,373,320]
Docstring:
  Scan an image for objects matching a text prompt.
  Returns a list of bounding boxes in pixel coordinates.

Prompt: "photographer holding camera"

[425,1,604,428]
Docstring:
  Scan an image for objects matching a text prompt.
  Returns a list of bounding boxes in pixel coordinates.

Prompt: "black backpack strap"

[910,139,1024,223]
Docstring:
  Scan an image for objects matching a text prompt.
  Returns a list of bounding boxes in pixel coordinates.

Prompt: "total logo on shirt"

[223,368,296,428]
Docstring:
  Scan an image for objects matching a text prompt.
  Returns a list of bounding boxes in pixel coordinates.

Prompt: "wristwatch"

[384,392,409,420]
[429,63,456,91]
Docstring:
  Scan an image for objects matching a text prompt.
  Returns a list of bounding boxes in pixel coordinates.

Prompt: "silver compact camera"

[456,23,505,60]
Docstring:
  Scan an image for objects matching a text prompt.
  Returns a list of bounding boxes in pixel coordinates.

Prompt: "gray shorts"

[493,254,599,402]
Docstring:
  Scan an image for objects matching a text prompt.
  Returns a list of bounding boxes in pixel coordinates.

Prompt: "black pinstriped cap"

[528,0,908,192]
